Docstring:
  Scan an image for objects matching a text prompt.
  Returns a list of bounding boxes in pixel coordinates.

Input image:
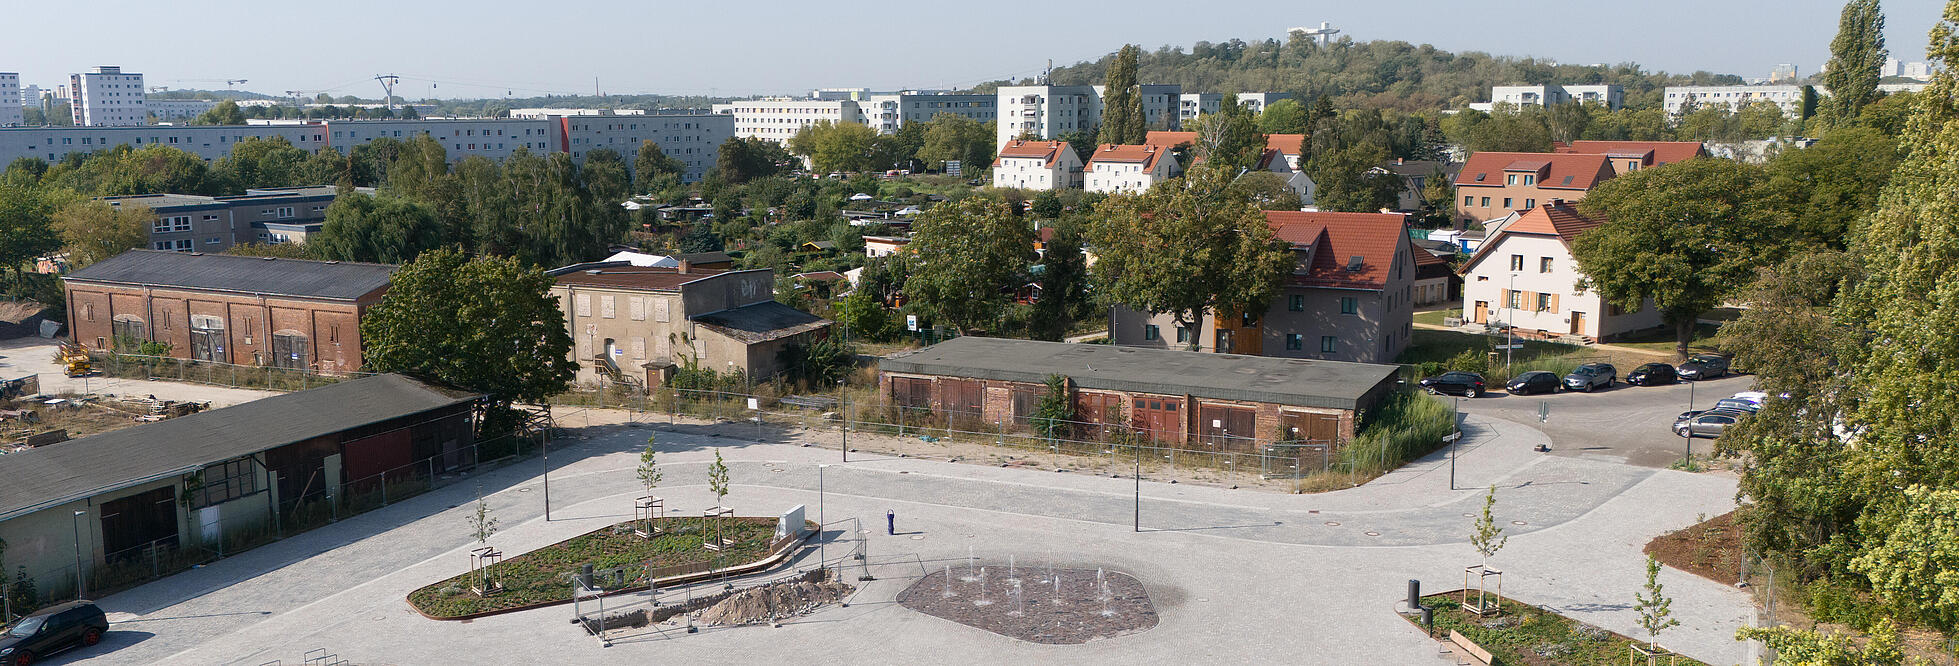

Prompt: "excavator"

[57,342,92,377]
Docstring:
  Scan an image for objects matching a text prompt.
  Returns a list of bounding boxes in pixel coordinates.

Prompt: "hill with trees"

[982,35,1744,112]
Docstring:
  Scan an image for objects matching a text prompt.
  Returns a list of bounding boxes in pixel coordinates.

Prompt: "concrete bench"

[1440,630,1493,666]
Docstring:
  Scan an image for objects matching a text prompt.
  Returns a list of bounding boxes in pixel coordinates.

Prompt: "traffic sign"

[1442,431,1462,442]
[1495,344,1524,349]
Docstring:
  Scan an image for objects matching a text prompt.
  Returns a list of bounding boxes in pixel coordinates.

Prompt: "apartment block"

[1234,92,1290,115]
[0,73,20,127]
[562,113,730,182]
[102,185,364,252]
[1553,140,1707,175]
[0,124,329,164]
[1479,84,1623,111]
[147,99,219,121]
[1452,152,1614,225]
[710,98,864,145]
[859,92,995,134]
[69,66,147,126]
[995,85,1100,147]
[1662,85,1808,117]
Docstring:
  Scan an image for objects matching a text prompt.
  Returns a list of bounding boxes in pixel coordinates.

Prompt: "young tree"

[1632,557,1679,652]
[1087,164,1293,349]
[360,248,577,436]
[1470,484,1507,568]
[637,436,663,497]
[1097,45,1145,145]
[1570,159,1788,358]
[708,449,729,509]
[903,196,1034,332]
[1030,374,1073,441]
[53,199,147,269]
[1820,0,1888,126]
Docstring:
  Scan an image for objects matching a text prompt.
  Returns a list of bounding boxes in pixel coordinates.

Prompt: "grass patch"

[1610,323,1724,355]
[408,517,781,619]
[1414,309,1461,326]
[1409,594,1712,666]
[1345,391,1456,473]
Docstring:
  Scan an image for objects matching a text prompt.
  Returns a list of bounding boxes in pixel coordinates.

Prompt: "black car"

[1506,371,1561,395]
[1626,362,1678,386]
[1562,363,1618,392]
[1420,371,1487,398]
[1677,354,1731,380]
[0,600,109,664]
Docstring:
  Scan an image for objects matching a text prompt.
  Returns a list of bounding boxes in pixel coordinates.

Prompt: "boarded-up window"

[601,295,617,319]
[629,297,646,321]
[631,336,646,359]
[892,377,932,408]
[1009,386,1044,420]
[576,333,591,358]
[653,299,670,323]
[575,293,592,317]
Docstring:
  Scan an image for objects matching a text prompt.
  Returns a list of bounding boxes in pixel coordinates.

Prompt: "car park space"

[1452,371,1757,468]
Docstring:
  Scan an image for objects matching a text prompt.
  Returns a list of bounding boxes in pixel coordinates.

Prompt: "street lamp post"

[1133,444,1142,532]
[71,509,86,600]
[541,430,552,521]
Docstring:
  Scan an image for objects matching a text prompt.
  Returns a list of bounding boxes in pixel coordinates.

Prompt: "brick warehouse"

[877,337,1401,451]
[64,251,395,373]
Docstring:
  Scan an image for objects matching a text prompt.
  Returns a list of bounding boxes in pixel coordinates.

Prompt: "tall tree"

[1570,159,1788,358]
[0,184,66,283]
[903,196,1034,332]
[1297,96,1337,164]
[311,192,446,264]
[1029,219,1088,340]
[789,120,879,174]
[213,137,310,190]
[52,199,148,269]
[1097,44,1145,145]
[1191,97,1266,172]
[360,248,576,435]
[1087,164,1292,348]
[1256,98,1307,134]
[1765,125,1900,247]
[1821,0,1888,126]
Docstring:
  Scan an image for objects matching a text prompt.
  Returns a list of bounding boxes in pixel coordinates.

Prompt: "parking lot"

[1452,372,1758,468]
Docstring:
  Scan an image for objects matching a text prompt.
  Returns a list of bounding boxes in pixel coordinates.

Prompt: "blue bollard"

[886,510,895,535]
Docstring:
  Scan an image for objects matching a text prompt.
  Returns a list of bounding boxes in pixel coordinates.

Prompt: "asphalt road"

[1451,372,1758,468]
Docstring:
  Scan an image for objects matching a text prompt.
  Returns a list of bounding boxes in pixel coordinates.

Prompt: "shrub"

[1446,348,1489,374]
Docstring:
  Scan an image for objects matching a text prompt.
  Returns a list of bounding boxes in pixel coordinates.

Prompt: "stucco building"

[1458,201,1662,342]
[550,262,831,387]
[991,140,1083,190]
[1452,152,1614,226]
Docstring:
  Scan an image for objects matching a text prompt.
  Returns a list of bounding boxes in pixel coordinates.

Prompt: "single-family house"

[1457,201,1661,342]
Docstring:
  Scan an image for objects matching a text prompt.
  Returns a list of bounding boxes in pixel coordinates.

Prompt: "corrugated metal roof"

[64,250,396,301]
[0,374,479,521]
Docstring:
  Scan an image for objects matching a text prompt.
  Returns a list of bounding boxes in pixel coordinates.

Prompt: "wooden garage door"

[941,379,983,418]
[1281,411,1341,445]
[1199,404,1257,449]
[1074,392,1122,438]
[892,377,932,408]
[100,486,179,561]
[1132,397,1184,443]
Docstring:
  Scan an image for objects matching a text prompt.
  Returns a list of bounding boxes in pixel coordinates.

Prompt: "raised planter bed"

[1401,591,1710,666]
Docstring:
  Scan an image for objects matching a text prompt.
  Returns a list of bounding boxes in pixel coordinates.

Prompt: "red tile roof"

[1263,211,1410,291]
[993,140,1072,167]
[1265,134,1305,155]
[554,265,729,291]
[1086,143,1168,170]
[1556,140,1707,166]
[1454,152,1614,191]
[1143,131,1197,149]
[1458,201,1604,275]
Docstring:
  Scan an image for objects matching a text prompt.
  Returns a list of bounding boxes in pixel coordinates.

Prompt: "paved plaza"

[52,404,1756,665]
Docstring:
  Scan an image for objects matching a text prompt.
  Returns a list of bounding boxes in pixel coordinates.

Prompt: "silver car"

[1562,363,1618,392]
[1673,408,1746,438]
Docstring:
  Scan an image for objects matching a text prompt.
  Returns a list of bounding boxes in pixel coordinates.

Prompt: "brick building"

[64,250,395,372]
[878,337,1399,451]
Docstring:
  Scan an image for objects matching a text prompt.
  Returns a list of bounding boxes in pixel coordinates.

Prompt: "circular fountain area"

[895,563,1157,644]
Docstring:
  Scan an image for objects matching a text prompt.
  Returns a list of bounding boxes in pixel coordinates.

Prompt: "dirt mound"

[696,578,854,626]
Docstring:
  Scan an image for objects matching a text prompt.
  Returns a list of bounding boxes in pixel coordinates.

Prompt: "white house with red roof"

[1109,210,1416,363]
[1457,201,1662,342]
[991,140,1083,191]
[1084,143,1180,194]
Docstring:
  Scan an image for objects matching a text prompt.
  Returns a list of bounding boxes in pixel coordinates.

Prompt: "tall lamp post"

[1133,443,1142,532]
[71,509,86,600]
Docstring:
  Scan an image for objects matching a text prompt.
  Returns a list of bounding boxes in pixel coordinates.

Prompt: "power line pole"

[374,75,400,113]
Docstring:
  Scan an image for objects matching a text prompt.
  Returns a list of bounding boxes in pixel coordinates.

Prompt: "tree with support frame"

[467,494,502,595]
[1631,557,1680,664]
[705,450,731,550]
[1465,485,1508,615]
[634,436,664,538]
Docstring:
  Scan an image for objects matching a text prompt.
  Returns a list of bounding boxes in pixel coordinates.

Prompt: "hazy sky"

[6,0,1943,100]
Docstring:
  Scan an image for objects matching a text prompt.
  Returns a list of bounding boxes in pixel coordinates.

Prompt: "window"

[154,215,192,233]
[1509,255,1524,271]
[1540,257,1554,273]
[1175,326,1190,343]
[1524,199,1536,210]
[1144,324,1159,341]
[111,316,146,348]
[206,237,222,245]
[190,315,224,361]
[1340,297,1358,315]
[192,458,259,508]
[1505,174,1517,185]
[1536,293,1552,311]
[1288,294,1305,311]
[1522,174,1535,186]
[271,331,309,370]
[1502,197,1513,208]
[1285,334,1303,350]
[1463,195,1473,207]
[1320,336,1338,353]
[1480,197,1491,207]
[1506,290,1522,309]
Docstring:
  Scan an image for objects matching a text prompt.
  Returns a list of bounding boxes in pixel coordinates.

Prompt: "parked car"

[1673,408,1747,438]
[1712,398,1763,414]
[1420,371,1487,397]
[0,600,109,663]
[1677,354,1731,380]
[1562,363,1618,392]
[1506,371,1561,395]
[1626,362,1678,386]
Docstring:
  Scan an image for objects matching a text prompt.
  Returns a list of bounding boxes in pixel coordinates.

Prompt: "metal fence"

[89,353,374,393]
[0,429,544,622]
[554,386,1392,486]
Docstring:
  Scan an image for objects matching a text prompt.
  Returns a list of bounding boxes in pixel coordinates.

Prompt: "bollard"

[1420,606,1434,633]
[886,510,895,535]
[1407,579,1421,610]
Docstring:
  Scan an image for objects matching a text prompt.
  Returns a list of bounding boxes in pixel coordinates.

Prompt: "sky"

[5,0,1944,100]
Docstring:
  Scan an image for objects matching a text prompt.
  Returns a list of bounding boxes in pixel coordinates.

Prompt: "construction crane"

[374,74,400,113]
[227,79,248,91]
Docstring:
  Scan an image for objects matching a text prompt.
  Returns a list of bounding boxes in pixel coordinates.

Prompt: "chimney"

[677,259,692,274]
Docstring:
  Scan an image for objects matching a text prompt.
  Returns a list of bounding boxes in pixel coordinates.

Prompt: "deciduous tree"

[53,199,147,269]
[1821,0,1888,126]
[903,196,1033,332]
